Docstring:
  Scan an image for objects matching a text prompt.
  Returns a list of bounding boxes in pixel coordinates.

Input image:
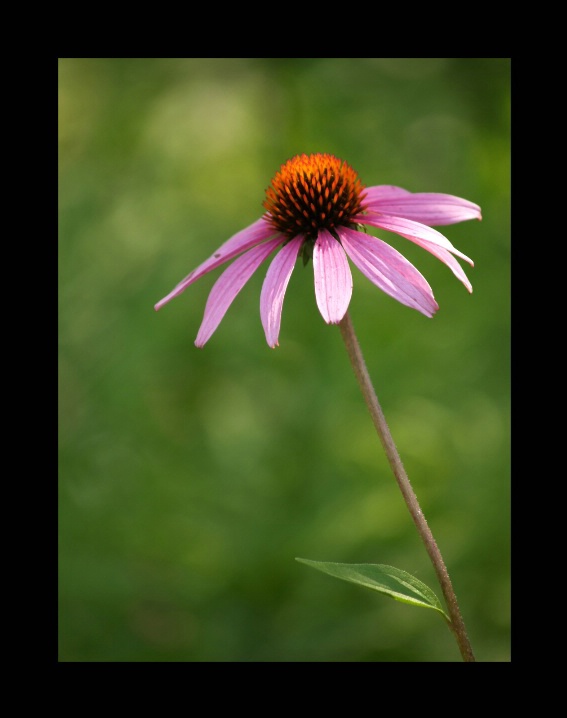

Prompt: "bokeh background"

[58,58,510,662]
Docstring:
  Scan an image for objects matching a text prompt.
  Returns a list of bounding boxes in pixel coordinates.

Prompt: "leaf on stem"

[296,558,449,620]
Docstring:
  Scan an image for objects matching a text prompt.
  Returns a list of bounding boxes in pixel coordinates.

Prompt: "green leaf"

[296,558,449,621]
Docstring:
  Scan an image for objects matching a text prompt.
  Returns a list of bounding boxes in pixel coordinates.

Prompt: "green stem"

[338,311,475,663]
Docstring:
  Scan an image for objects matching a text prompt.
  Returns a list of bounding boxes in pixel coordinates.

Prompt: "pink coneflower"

[155,153,481,348]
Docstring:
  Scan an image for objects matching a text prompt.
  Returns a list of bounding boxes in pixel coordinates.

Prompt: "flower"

[155,153,481,348]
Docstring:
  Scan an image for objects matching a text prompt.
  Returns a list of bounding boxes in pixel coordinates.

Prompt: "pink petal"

[356,213,473,292]
[155,216,277,311]
[313,229,353,324]
[195,236,283,347]
[354,215,474,292]
[362,185,482,226]
[363,185,413,201]
[355,211,474,266]
[337,227,438,317]
[408,240,473,293]
[260,236,303,348]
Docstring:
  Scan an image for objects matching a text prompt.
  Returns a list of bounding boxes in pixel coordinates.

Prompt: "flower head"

[155,153,481,348]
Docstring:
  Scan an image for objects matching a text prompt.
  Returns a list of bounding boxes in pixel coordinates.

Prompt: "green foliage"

[59,58,510,662]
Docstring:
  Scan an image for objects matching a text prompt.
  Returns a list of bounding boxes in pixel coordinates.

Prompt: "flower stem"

[338,311,475,663]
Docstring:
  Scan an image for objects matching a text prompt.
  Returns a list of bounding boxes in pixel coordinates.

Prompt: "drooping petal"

[353,213,474,293]
[260,236,303,348]
[362,185,482,226]
[337,226,438,317]
[195,236,284,347]
[406,239,473,293]
[155,216,277,311]
[354,213,473,265]
[313,229,353,324]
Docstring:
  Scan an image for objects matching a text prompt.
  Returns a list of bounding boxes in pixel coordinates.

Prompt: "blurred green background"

[58,58,510,662]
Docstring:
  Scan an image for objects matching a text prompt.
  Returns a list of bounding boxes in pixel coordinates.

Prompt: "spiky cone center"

[263,153,366,241]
